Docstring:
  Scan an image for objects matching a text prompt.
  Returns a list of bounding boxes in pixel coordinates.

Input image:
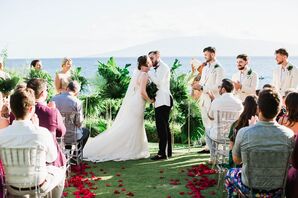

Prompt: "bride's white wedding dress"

[83,69,150,162]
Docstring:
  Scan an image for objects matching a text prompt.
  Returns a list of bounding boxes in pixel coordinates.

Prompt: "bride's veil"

[111,68,140,123]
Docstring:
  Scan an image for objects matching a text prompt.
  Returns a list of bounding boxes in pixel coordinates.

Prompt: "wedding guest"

[0,92,8,198]
[52,81,89,148]
[286,136,298,198]
[225,88,294,197]
[55,57,72,94]
[228,95,258,167]
[0,88,65,197]
[0,93,9,128]
[30,59,43,70]
[206,79,243,161]
[272,48,298,96]
[26,78,66,167]
[192,47,224,153]
[0,57,10,80]
[278,92,298,197]
[276,89,295,122]
[232,54,258,101]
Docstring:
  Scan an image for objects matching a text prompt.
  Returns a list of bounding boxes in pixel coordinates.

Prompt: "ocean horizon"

[5,56,298,89]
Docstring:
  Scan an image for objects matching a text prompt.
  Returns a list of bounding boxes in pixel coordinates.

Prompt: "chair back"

[0,146,47,188]
[60,112,81,144]
[243,148,291,193]
[215,110,240,141]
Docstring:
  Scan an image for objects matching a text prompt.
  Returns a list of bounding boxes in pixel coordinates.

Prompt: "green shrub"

[84,117,107,137]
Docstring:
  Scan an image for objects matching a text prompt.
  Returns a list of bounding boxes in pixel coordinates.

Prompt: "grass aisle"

[64,143,225,198]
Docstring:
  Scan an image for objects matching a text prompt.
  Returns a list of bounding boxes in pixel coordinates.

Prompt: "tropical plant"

[0,76,20,96]
[26,69,55,100]
[97,57,131,99]
[180,99,205,144]
[71,67,89,93]
[170,59,204,144]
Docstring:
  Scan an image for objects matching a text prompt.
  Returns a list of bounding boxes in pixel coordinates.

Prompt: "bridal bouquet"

[146,82,158,100]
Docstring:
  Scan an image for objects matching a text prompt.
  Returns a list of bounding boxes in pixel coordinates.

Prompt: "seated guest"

[0,88,65,197]
[228,95,258,167]
[0,92,8,198]
[225,88,294,197]
[30,59,43,70]
[280,92,298,197]
[206,79,243,162]
[277,89,295,122]
[27,78,66,167]
[52,81,89,148]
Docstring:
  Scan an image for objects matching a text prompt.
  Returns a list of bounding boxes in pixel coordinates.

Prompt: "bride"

[83,55,154,162]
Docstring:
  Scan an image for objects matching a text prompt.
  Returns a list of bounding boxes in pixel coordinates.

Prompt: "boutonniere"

[287,65,293,71]
[214,64,220,69]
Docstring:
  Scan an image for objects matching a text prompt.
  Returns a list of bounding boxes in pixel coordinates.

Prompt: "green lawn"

[64,143,226,198]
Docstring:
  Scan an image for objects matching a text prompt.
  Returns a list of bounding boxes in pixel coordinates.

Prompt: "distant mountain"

[91,36,298,57]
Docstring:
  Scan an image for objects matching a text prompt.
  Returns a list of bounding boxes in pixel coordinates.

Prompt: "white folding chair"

[60,112,84,175]
[0,146,51,197]
[210,110,240,192]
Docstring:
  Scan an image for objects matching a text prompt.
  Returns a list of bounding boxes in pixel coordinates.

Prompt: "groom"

[148,51,173,160]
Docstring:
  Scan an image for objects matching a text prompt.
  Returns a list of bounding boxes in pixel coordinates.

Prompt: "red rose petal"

[126,192,134,196]
[114,190,120,194]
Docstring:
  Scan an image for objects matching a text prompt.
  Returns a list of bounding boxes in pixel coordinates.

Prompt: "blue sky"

[0,0,298,58]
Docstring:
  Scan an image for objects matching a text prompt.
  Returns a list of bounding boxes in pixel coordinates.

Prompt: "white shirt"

[0,120,58,186]
[208,93,243,140]
[0,120,57,163]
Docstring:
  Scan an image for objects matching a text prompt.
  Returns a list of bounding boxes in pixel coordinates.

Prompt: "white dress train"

[83,70,150,162]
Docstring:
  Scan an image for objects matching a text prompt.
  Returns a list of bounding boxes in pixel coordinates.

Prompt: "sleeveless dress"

[83,70,150,162]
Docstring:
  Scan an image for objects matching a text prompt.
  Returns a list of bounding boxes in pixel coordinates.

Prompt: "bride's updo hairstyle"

[137,55,148,70]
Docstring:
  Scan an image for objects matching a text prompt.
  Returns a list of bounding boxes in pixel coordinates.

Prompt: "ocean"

[5,56,298,89]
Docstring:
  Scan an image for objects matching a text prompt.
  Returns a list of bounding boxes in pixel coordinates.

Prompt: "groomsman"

[232,54,258,101]
[272,48,298,96]
[192,47,224,152]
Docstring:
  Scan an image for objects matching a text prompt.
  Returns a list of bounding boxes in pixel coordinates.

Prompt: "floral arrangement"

[146,82,158,100]
[287,65,293,71]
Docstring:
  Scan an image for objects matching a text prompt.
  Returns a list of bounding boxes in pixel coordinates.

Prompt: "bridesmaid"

[55,57,72,94]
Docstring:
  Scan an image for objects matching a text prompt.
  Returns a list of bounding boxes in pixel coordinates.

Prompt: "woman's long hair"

[234,95,258,132]
[285,92,298,127]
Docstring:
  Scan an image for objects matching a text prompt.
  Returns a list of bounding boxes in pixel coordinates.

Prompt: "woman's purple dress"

[286,136,298,198]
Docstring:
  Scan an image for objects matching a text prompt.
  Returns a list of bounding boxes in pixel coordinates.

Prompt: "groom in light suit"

[148,51,173,160]
[272,48,298,96]
[192,47,224,153]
